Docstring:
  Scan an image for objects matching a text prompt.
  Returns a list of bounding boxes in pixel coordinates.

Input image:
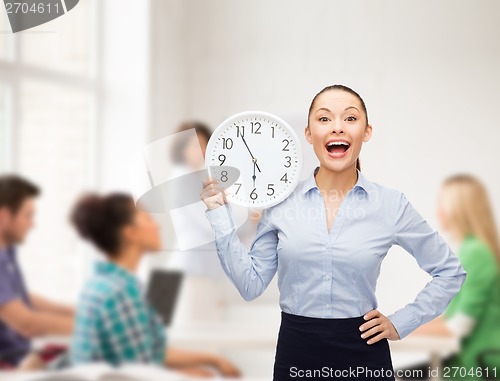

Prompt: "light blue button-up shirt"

[204,166,467,340]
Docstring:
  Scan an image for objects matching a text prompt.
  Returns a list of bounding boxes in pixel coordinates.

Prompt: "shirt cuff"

[387,308,420,340]
[205,203,236,237]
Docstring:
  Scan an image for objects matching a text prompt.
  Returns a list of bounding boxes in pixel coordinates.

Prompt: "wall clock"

[205,111,303,208]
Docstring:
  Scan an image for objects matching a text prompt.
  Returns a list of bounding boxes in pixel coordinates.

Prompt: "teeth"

[326,141,349,146]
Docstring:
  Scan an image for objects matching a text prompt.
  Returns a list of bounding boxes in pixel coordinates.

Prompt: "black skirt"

[273,311,396,381]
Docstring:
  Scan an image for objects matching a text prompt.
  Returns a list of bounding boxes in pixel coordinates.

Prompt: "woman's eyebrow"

[315,107,331,113]
[315,106,360,113]
[344,106,360,112]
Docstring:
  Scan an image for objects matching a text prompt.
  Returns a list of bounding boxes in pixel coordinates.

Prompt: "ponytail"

[356,158,361,172]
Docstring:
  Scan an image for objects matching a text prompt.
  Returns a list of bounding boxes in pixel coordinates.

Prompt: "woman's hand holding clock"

[200,178,229,211]
[359,309,401,344]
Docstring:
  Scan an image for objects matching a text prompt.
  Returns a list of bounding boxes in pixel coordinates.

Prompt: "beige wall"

[149,0,500,316]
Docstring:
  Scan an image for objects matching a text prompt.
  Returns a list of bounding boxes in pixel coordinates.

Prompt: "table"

[168,323,460,381]
[29,324,460,381]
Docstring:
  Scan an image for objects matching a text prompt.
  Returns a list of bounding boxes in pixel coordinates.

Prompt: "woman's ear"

[0,207,6,227]
[363,124,373,143]
[121,224,136,245]
[304,126,312,144]
[0,207,12,229]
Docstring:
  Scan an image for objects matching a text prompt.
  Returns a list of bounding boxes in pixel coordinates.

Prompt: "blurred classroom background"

[1,0,500,379]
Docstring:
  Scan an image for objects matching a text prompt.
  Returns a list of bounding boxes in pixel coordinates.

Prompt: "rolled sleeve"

[205,203,279,301]
[387,192,467,340]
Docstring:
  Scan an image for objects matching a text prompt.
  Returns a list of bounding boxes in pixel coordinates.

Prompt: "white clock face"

[205,111,303,208]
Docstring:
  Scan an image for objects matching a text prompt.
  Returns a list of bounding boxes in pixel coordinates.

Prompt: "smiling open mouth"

[325,141,350,155]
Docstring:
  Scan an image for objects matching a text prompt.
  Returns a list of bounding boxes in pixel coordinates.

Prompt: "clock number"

[250,188,258,200]
[251,122,261,134]
[218,154,226,165]
[284,156,291,168]
[280,173,289,183]
[222,137,233,149]
[220,171,228,182]
[234,183,242,194]
[267,184,275,196]
[282,139,290,151]
[236,125,245,138]
[271,126,275,138]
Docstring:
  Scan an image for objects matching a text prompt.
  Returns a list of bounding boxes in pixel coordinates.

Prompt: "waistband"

[280,311,367,335]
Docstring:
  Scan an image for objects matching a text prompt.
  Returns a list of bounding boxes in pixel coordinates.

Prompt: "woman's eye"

[345,116,357,122]
[319,117,329,122]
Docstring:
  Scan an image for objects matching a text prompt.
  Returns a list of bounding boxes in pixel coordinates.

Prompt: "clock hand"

[240,135,262,173]
[252,160,256,188]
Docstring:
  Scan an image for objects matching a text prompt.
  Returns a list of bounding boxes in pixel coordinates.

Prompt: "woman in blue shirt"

[200,84,467,380]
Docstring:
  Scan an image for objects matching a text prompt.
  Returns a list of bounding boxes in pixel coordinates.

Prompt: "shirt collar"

[300,166,372,197]
[94,260,136,282]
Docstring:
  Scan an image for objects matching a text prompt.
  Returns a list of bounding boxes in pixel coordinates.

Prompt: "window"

[0,1,99,302]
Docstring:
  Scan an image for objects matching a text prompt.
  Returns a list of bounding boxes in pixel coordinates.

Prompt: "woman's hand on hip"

[200,178,228,210]
[359,309,401,344]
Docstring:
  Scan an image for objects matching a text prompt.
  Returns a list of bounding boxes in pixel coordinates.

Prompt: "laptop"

[146,269,184,327]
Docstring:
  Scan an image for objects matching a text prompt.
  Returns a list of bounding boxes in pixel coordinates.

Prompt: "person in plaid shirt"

[70,261,166,365]
[70,193,241,378]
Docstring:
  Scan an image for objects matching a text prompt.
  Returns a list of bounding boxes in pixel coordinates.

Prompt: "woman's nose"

[331,122,344,134]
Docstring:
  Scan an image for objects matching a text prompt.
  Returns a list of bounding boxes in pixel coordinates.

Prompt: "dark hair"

[70,193,136,257]
[307,84,369,172]
[0,175,40,214]
[170,120,213,165]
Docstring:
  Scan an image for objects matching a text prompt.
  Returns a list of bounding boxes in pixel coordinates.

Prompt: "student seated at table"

[69,192,241,378]
[0,175,75,370]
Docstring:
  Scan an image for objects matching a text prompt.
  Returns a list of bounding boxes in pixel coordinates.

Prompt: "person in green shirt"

[398,174,500,380]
